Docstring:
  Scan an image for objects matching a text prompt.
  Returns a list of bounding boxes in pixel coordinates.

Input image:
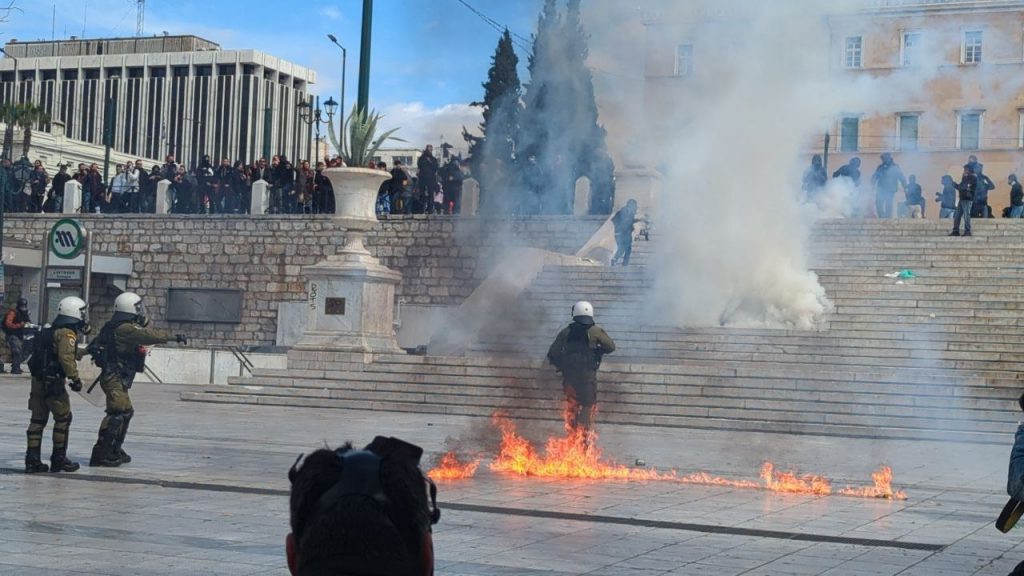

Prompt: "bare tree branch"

[0,1,22,25]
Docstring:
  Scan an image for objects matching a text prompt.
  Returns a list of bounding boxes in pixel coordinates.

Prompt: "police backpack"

[27,327,55,378]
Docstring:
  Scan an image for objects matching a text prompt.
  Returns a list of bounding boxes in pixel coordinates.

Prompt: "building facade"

[0,35,316,170]
[643,0,1024,211]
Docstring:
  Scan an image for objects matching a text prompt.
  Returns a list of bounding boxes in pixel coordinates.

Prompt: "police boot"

[115,410,133,464]
[89,443,121,467]
[50,449,80,473]
[24,447,49,473]
[89,432,122,467]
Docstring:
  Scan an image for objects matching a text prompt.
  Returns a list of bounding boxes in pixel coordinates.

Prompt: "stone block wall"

[3,215,603,347]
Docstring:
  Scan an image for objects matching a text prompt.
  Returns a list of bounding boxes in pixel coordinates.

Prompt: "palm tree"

[0,102,16,161]
[15,103,50,159]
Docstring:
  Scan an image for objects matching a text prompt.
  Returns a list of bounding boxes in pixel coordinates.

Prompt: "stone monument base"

[291,257,403,355]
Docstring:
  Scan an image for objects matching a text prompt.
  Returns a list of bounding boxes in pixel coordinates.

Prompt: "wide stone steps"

[180,354,1019,442]
[183,219,1024,442]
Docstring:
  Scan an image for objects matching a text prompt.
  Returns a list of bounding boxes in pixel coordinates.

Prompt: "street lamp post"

[327,34,347,156]
[357,0,373,116]
[297,97,333,163]
[102,74,120,186]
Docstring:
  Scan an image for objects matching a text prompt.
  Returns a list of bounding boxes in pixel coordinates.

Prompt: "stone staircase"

[181,219,1024,443]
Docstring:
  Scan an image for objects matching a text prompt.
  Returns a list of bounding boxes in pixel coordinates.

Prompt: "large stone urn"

[293,167,403,353]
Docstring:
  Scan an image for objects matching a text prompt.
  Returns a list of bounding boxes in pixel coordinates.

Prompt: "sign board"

[166,288,244,324]
[325,298,346,316]
[49,218,86,260]
[46,267,84,283]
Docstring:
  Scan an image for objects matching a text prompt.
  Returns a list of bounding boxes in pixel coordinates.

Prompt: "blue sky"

[2,0,545,145]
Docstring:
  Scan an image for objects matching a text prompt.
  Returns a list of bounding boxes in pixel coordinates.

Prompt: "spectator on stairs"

[967,155,996,218]
[871,153,907,219]
[904,174,925,219]
[611,199,640,267]
[950,164,977,237]
[1009,175,1023,219]
[935,175,957,219]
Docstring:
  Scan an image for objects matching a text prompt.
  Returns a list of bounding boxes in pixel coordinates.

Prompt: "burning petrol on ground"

[429,410,906,501]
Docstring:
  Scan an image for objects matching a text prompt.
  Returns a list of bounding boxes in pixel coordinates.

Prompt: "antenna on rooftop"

[136,0,145,36]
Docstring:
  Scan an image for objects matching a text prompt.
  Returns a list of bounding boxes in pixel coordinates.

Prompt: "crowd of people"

[803,152,1021,229]
[375,144,467,217]
[0,144,469,218]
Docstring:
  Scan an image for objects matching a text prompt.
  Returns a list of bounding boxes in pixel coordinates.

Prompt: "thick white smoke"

[584,0,911,330]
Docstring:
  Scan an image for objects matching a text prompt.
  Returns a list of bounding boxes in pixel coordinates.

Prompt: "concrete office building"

[0,35,316,169]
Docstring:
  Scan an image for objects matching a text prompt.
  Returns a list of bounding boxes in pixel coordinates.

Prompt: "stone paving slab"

[4,377,1024,574]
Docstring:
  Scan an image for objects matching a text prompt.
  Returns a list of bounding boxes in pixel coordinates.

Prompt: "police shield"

[76,376,106,407]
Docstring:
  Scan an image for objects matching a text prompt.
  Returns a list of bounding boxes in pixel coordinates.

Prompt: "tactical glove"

[69,378,83,393]
[175,334,188,345]
[138,315,150,328]
[80,322,93,336]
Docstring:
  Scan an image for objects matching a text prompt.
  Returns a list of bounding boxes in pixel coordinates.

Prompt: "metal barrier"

[207,346,256,385]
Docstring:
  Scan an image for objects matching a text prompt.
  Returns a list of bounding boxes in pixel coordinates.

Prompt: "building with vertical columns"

[0,35,316,169]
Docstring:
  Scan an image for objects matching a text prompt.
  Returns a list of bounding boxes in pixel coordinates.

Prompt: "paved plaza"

[1,376,1023,575]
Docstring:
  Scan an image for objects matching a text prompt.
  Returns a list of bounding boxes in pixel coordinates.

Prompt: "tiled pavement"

[2,376,1024,575]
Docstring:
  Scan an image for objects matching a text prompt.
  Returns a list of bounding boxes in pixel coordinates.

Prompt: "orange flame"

[434,411,907,500]
[427,451,480,481]
[760,462,833,496]
[838,466,907,500]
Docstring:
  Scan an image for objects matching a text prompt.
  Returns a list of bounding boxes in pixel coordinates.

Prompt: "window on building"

[243,65,256,76]
[217,65,235,76]
[963,31,983,64]
[84,68,100,80]
[1018,109,1023,149]
[149,67,166,78]
[195,65,212,77]
[898,114,919,150]
[674,44,694,76]
[42,69,57,81]
[845,36,863,68]
[0,72,12,83]
[172,66,189,78]
[902,32,921,66]
[62,69,78,80]
[127,67,144,78]
[18,71,34,82]
[841,117,860,152]
[958,112,982,150]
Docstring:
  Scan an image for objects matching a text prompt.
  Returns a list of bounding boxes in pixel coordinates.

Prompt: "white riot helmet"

[114,292,146,317]
[55,296,87,322]
[571,301,594,323]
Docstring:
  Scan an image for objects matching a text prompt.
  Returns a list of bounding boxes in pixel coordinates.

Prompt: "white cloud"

[375,102,482,153]
[320,6,343,21]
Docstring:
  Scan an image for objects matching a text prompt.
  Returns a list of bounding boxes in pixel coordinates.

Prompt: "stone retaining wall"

[2,215,604,347]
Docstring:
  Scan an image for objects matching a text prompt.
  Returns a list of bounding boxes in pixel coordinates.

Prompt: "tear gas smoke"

[582,0,958,330]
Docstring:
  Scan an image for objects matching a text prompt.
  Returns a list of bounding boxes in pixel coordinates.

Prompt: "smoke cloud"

[582,0,955,330]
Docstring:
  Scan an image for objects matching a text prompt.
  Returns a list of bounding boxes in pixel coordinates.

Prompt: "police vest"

[559,324,599,373]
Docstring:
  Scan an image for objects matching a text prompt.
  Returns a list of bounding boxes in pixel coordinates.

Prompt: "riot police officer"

[25,296,89,473]
[89,292,186,467]
[546,301,616,434]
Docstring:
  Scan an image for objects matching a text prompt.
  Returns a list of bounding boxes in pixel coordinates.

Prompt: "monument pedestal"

[292,167,403,355]
[293,257,402,354]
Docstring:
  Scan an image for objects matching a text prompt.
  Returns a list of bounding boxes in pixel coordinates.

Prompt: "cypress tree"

[519,0,615,215]
[463,30,522,213]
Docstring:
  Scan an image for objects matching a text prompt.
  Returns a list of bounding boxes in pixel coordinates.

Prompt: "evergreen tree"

[519,0,615,215]
[462,30,522,213]
[564,0,615,214]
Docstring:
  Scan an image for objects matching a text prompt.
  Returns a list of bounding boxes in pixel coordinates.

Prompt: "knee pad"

[27,417,48,433]
[53,413,73,429]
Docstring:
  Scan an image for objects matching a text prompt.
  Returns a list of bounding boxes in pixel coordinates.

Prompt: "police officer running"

[4,297,38,374]
[89,292,186,467]
[25,296,90,473]
[547,301,616,433]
